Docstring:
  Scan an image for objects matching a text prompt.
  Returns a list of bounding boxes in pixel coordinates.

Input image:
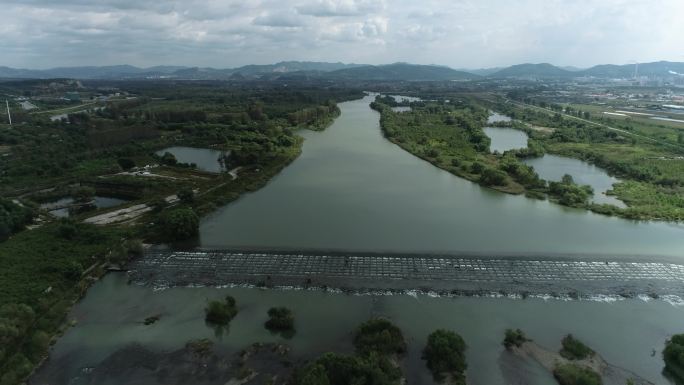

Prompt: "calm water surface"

[484,126,528,153]
[156,146,227,173]
[524,155,626,207]
[40,196,128,218]
[200,95,683,258]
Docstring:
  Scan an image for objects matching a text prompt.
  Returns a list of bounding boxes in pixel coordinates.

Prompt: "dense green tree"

[204,296,237,325]
[157,208,199,240]
[422,329,467,383]
[264,307,295,333]
[160,152,177,166]
[292,352,401,385]
[353,318,406,356]
[663,334,684,381]
[553,363,602,385]
[481,168,508,186]
[177,187,195,204]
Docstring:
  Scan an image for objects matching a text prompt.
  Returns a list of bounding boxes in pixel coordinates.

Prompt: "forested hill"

[488,61,684,79]
[489,63,573,78]
[2,60,684,81]
[325,63,479,81]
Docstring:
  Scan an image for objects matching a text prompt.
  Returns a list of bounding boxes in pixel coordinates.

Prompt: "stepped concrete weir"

[129,250,684,298]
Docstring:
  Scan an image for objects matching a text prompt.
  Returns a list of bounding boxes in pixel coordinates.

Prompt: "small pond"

[484,113,625,207]
[156,146,228,173]
[523,155,626,207]
[40,196,129,218]
[484,127,529,153]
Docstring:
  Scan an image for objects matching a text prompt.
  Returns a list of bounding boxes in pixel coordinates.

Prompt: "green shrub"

[265,307,294,332]
[353,319,406,356]
[560,334,594,360]
[204,296,237,325]
[503,328,529,349]
[292,352,401,385]
[480,168,508,186]
[177,187,195,204]
[553,363,602,385]
[470,162,485,174]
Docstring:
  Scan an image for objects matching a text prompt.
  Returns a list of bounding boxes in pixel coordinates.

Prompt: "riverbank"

[373,97,684,223]
[487,97,684,222]
[0,87,351,384]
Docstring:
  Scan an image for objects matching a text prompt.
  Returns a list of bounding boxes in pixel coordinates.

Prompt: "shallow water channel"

[200,95,683,257]
[32,274,684,385]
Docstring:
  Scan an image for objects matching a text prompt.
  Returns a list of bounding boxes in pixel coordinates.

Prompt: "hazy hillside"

[328,63,479,81]
[580,61,684,78]
[489,63,572,78]
[2,61,683,80]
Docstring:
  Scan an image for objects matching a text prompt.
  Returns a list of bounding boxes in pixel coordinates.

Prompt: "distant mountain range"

[487,61,684,79]
[1,60,683,81]
[324,63,476,81]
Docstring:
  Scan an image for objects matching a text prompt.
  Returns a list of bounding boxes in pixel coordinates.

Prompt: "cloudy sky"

[1,0,683,69]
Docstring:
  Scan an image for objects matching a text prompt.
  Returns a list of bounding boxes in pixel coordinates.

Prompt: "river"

[31,94,684,385]
[200,94,683,258]
[30,273,684,385]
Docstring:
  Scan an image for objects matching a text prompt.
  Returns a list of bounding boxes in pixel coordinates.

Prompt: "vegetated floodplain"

[492,91,684,221]
[0,79,361,384]
[373,89,684,221]
[3,76,684,385]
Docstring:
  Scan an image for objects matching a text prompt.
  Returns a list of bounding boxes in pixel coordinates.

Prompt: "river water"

[31,274,684,385]
[32,95,684,385]
[200,94,683,258]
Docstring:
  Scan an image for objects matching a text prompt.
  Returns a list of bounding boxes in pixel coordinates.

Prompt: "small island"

[501,330,650,385]
[353,318,407,356]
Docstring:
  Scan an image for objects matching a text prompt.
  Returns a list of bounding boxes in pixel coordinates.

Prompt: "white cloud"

[0,0,683,69]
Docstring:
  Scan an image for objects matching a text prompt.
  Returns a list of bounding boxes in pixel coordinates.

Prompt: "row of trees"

[292,319,468,385]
